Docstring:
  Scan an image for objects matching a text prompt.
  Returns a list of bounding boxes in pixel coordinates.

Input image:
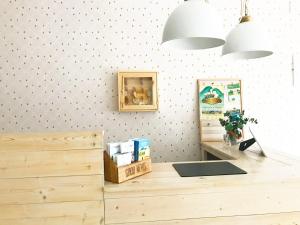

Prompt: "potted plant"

[219,110,258,146]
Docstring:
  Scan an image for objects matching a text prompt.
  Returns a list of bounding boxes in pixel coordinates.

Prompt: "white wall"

[0,0,299,161]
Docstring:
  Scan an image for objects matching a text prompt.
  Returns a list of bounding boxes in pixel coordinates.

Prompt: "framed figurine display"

[198,79,243,142]
[118,71,158,112]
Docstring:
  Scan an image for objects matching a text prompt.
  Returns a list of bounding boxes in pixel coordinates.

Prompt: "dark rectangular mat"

[173,161,247,177]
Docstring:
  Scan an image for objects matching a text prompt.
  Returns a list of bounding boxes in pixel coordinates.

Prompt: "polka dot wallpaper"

[0,0,299,161]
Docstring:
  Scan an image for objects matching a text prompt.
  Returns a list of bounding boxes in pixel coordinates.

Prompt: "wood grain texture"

[107,211,300,225]
[104,155,294,199]
[200,120,224,142]
[118,71,158,112]
[0,131,103,152]
[201,141,260,161]
[0,201,104,223]
[0,131,104,225]
[201,141,300,165]
[104,151,152,183]
[0,216,104,225]
[105,183,300,224]
[104,142,300,224]
[0,149,103,178]
[0,175,104,205]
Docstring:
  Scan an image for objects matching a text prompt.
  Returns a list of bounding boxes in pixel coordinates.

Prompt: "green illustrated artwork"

[198,79,242,141]
[198,80,242,120]
[227,83,241,102]
[199,84,225,119]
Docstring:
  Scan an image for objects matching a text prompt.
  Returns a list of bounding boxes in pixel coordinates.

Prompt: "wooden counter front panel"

[0,201,104,224]
[0,131,105,225]
[0,175,104,205]
[105,183,300,224]
[106,211,300,225]
[0,149,103,178]
[0,131,103,152]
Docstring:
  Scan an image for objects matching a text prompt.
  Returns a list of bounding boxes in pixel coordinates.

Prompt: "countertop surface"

[104,142,300,224]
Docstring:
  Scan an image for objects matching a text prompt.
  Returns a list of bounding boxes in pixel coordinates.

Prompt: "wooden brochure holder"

[104,151,152,183]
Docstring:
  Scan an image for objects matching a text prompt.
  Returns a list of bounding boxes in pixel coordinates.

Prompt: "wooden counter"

[0,131,105,225]
[104,142,300,224]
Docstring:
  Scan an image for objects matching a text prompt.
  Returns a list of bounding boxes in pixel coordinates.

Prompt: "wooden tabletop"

[104,142,300,225]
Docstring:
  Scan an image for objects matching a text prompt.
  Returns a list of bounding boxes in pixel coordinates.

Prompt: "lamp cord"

[241,0,249,17]
[245,0,249,16]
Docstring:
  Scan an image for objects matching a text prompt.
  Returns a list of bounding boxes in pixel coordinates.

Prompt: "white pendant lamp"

[162,0,225,50]
[222,0,273,60]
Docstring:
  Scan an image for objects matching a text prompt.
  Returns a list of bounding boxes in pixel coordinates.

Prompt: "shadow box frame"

[118,71,159,112]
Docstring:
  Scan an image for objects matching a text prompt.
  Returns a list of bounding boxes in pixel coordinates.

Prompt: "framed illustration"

[118,71,158,112]
[198,79,243,142]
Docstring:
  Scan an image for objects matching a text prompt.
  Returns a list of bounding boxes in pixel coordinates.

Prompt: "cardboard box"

[113,152,132,167]
[138,146,150,161]
[107,143,120,158]
[133,138,150,161]
[120,140,134,153]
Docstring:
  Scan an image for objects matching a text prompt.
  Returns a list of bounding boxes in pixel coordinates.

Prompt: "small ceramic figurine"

[132,87,149,105]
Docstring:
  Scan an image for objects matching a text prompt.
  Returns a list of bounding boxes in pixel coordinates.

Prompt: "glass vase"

[224,133,241,146]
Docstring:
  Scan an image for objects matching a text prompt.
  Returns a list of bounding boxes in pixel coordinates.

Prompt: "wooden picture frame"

[198,79,243,142]
[118,71,158,112]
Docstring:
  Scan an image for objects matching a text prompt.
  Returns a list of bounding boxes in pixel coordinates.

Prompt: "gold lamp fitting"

[240,15,252,23]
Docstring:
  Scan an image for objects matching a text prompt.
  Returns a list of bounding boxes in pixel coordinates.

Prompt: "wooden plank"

[0,175,103,205]
[200,120,224,142]
[0,131,105,225]
[105,184,300,224]
[105,172,299,198]
[0,149,103,178]
[106,211,300,225]
[201,142,260,161]
[201,120,221,127]
[0,131,103,152]
[0,216,104,225]
[202,126,225,134]
[104,141,300,224]
[104,158,295,199]
[201,134,224,142]
[104,155,289,183]
[201,142,297,166]
[0,201,104,225]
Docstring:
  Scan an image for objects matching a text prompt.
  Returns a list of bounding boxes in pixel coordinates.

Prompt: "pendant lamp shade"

[222,20,273,60]
[162,0,225,50]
